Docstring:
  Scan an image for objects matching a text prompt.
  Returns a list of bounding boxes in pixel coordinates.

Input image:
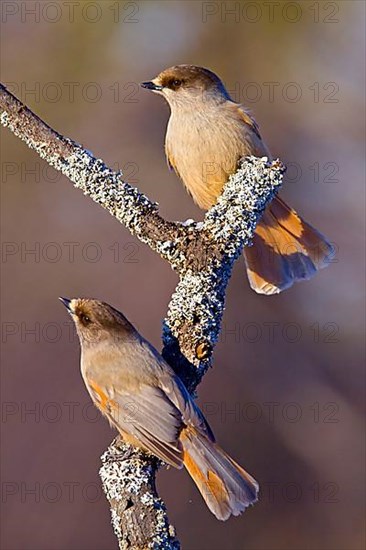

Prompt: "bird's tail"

[243,196,334,295]
[180,427,258,521]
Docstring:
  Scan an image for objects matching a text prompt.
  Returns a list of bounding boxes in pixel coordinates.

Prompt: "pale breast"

[165,103,266,210]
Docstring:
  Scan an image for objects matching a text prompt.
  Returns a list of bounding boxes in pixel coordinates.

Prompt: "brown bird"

[141,65,334,295]
[60,297,259,520]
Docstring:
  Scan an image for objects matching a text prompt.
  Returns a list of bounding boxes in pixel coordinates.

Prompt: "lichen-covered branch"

[162,157,285,390]
[0,84,184,265]
[100,440,179,550]
[0,83,285,549]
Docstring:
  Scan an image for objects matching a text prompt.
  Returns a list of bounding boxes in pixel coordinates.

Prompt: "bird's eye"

[171,79,183,88]
[80,314,91,325]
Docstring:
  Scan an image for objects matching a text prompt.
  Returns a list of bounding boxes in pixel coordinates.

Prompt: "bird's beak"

[59,297,73,313]
[140,81,163,91]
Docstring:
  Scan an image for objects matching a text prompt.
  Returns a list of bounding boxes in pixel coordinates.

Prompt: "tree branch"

[0,83,285,549]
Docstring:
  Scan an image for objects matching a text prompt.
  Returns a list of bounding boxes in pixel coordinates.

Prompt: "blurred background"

[1,1,365,549]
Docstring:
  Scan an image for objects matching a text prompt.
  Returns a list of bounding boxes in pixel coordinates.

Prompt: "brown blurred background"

[1,1,365,549]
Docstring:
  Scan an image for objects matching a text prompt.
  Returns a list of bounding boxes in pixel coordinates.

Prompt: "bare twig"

[1,83,285,549]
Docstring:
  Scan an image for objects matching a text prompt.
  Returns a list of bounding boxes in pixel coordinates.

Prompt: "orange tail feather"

[244,196,334,295]
[181,427,258,521]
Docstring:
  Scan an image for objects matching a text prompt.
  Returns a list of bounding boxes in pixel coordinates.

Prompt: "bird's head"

[59,297,134,346]
[141,65,231,109]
